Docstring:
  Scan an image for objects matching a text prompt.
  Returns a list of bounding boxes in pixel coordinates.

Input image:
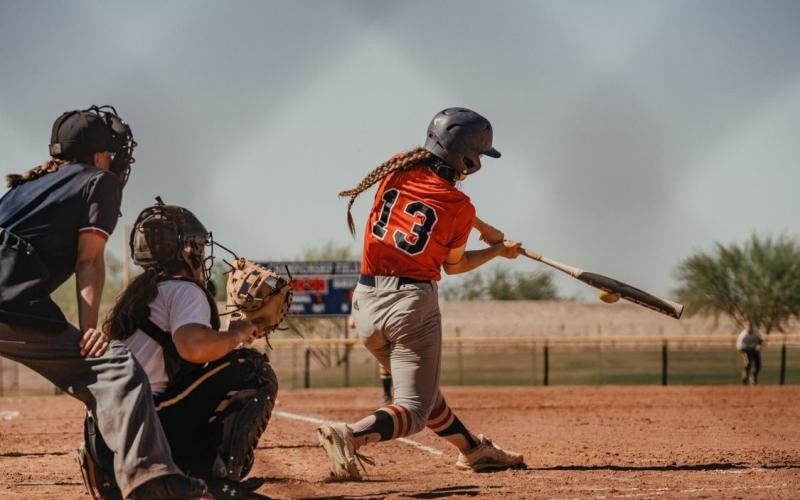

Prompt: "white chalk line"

[274,410,444,456]
[0,410,20,421]
[547,482,790,499]
[678,484,788,494]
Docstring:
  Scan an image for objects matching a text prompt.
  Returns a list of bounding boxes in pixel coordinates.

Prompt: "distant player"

[736,323,764,385]
[378,365,393,404]
[318,107,525,480]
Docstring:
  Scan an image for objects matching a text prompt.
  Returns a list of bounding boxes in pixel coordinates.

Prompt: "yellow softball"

[598,289,620,303]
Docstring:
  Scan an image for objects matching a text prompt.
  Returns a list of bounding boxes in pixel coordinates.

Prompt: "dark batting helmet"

[49,105,137,189]
[130,197,211,277]
[423,107,501,175]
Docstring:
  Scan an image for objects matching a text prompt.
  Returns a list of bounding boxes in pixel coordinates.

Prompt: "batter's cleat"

[317,422,361,481]
[456,435,525,472]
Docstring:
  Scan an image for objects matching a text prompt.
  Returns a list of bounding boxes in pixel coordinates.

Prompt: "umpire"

[0,106,207,499]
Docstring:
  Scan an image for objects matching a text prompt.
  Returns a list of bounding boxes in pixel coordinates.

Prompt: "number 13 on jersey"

[371,188,438,255]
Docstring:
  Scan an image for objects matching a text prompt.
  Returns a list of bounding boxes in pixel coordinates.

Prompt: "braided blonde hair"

[339,148,442,236]
[5,158,76,188]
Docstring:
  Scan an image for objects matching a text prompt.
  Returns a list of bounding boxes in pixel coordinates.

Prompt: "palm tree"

[674,235,800,334]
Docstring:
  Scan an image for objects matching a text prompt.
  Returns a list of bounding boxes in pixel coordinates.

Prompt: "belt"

[358,274,431,287]
[0,227,33,254]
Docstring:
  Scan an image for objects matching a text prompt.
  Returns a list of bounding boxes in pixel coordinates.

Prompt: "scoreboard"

[261,260,360,317]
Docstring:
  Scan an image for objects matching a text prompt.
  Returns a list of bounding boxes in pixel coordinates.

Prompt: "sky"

[1,0,798,301]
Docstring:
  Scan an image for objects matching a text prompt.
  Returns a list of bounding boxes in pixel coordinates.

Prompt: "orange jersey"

[361,166,476,281]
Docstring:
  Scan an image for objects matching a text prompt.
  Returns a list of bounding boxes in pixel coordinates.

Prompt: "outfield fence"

[266,333,800,390]
[2,334,799,395]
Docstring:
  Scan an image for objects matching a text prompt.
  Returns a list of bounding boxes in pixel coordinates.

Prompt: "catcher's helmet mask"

[50,105,137,189]
[130,197,216,285]
[423,107,500,175]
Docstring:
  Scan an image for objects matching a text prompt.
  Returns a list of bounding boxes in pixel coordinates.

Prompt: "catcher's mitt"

[226,258,293,338]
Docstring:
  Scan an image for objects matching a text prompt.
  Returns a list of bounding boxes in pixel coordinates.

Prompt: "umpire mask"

[50,105,137,189]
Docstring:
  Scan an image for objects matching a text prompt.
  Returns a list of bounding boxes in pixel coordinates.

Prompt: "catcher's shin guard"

[212,384,276,481]
[210,354,278,481]
[77,415,122,500]
[77,444,122,500]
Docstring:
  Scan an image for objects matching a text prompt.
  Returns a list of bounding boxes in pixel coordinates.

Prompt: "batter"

[318,107,525,480]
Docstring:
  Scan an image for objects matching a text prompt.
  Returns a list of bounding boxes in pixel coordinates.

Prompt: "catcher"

[78,198,291,499]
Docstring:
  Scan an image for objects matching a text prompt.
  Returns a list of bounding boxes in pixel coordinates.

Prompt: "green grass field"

[3,343,798,395]
[275,344,800,389]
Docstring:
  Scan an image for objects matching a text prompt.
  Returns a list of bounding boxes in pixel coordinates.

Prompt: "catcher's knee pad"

[212,384,276,481]
[209,351,278,481]
[231,348,279,394]
[78,415,122,500]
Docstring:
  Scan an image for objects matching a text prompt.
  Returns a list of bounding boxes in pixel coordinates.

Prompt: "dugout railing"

[1,334,799,395]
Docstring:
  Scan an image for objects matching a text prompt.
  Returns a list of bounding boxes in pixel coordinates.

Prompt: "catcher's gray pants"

[352,277,442,436]
[0,322,182,497]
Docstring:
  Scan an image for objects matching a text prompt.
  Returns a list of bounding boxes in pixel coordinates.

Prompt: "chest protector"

[136,277,220,382]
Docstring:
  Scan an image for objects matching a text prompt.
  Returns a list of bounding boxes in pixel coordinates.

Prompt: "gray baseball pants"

[352,277,443,435]
[0,322,182,497]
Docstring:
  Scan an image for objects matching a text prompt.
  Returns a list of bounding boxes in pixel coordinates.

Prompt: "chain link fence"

[2,334,798,396]
[267,334,800,390]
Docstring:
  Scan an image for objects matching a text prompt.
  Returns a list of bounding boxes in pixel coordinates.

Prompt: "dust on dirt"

[1,386,798,499]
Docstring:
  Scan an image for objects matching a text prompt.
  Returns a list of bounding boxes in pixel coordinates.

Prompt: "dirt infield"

[1,387,798,499]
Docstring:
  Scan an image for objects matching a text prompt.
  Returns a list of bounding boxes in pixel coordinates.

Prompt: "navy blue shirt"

[0,163,121,330]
